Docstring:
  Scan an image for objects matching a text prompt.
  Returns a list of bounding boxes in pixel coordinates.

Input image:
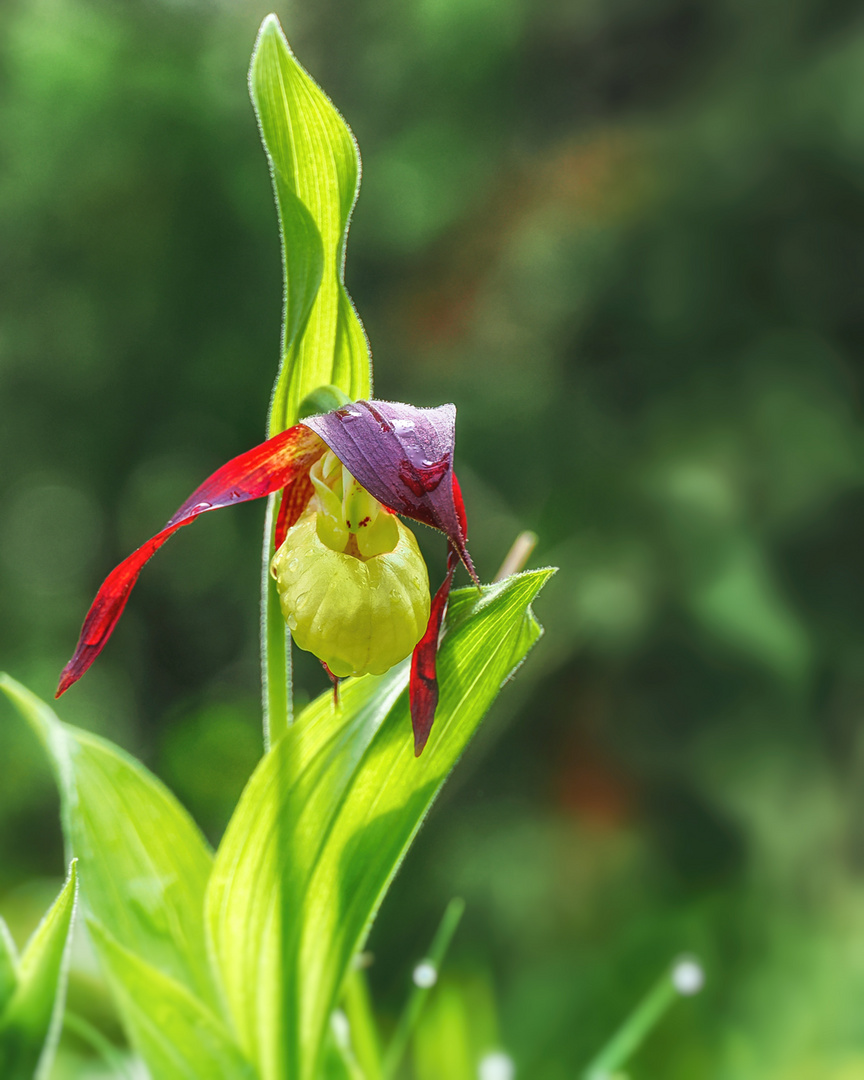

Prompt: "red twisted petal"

[57,424,324,697]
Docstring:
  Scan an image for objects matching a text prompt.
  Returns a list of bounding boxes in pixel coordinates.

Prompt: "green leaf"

[250,14,371,436]
[89,921,255,1080]
[0,675,217,1011]
[0,861,78,1080]
[207,568,554,1080]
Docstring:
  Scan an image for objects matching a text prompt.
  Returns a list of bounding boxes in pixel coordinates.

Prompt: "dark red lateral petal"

[303,400,478,584]
[57,424,324,697]
[409,545,459,756]
[322,662,341,707]
[451,470,468,546]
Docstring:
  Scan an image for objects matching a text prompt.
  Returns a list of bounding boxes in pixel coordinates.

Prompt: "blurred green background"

[2,0,864,1075]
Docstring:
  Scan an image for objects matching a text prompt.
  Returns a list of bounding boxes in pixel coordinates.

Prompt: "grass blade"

[382,897,466,1079]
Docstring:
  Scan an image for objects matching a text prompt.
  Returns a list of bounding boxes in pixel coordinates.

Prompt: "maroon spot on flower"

[399,457,449,497]
[359,516,371,527]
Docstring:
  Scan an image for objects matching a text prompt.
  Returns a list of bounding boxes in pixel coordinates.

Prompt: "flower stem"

[494,531,538,582]
[261,491,292,750]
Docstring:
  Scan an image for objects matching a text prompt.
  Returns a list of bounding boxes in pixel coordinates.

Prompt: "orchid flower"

[57,398,478,755]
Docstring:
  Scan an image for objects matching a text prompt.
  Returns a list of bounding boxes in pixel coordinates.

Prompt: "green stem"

[382,898,466,1079]
[261,491,292,750]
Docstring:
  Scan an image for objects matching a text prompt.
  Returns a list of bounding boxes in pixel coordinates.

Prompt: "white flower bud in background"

[672,955,705,996]
[411,960,438,988]
[330,1008,351,1048]
[478,1051,516,1080]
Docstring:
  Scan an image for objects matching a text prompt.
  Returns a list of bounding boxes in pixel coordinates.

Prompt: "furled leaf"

[207,568,553,1080]
[0,862,77,1080]
[251,11,372,743]
[250,14,371,436]
[89,921,255,1080]
[0,675,217,1011]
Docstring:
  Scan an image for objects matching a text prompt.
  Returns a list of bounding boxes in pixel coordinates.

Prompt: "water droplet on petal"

[337,407,362,422]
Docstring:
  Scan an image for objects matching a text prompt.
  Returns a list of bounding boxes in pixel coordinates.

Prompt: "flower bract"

[57,400,478,754]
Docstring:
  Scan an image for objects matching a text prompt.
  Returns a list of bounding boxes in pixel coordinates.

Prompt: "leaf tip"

[252,12,290,63]
[258,12,285,39]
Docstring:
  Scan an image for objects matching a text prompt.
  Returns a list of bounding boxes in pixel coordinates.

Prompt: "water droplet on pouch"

[393,419,415,434]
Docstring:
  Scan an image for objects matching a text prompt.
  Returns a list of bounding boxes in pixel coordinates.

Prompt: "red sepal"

[409,545,459,756]
[57,424,324,697]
